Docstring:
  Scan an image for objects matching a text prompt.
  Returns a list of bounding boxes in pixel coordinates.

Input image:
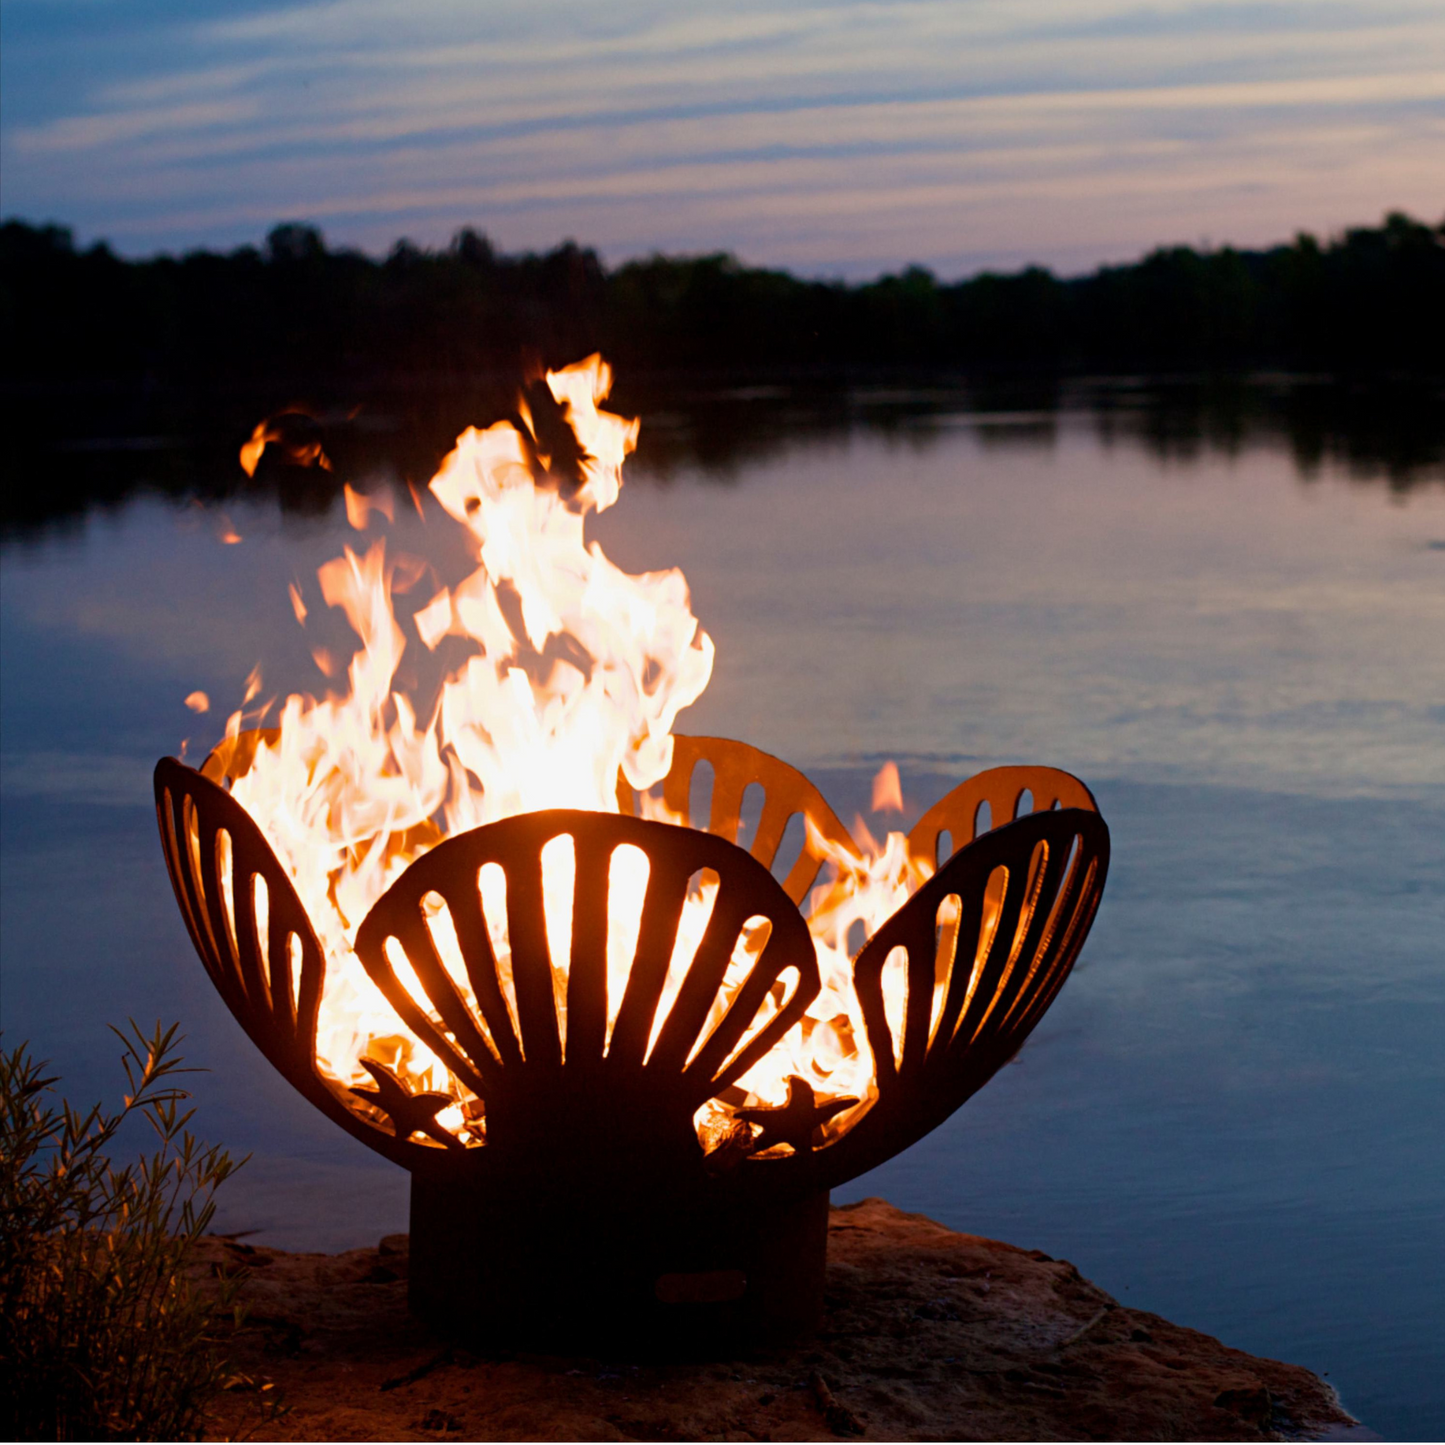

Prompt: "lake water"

[2,383,1442,1437]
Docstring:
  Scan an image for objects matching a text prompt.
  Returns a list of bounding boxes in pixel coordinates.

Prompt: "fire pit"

[153,359,1110,1353]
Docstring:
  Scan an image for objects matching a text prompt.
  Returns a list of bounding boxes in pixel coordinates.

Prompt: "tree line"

[2,210,1441,388]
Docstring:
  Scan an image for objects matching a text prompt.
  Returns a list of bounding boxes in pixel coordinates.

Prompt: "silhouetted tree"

[2,212,1441,390]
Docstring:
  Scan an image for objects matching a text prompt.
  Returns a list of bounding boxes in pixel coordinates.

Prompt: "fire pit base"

[408,1175,829,1356]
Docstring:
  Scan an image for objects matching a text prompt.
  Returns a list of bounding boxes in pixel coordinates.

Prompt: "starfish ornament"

[736,1075,856,1154]
[350,1058,464,1150]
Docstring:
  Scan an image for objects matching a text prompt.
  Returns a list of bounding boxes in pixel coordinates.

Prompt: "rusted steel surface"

[619,733,857,905]
[155,734,1110,1347]
[907,762,1100,868]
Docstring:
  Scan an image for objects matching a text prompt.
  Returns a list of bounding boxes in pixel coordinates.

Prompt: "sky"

[1,0,1442,279]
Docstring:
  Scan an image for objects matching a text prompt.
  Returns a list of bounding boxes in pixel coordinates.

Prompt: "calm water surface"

[2,394,1442,1436]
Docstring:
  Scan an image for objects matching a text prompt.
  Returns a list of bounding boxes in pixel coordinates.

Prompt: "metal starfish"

[736,1075,856,1154]
[350,1058,464,1150]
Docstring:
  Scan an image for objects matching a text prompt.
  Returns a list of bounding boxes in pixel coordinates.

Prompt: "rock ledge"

[199,1197,1359,1441]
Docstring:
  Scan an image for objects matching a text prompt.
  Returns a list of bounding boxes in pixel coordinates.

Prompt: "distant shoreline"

[4,211,1442,391]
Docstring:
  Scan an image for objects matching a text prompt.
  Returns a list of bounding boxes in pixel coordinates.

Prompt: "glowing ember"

[209,356,924,1151]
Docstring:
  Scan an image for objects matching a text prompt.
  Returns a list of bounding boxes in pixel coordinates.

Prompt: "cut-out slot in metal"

[540,833,576,1058]
[880,944,909,1072]
[478,861,523,1059]
[688,758,715,832]
[605,843,650,1051]
[704,922,787,1077]
[647,867,720,1065]
[737,782,766,850]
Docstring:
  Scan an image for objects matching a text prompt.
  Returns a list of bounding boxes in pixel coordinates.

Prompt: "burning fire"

[213,358,929,1152]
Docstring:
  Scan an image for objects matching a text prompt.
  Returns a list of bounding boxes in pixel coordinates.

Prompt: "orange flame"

[344,483,395,531]
[871,760,904,813]
[240,415,332,477]
[209,357,925,1152]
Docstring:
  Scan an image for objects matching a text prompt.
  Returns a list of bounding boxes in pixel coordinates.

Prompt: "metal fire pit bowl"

[154,735,1109,1354]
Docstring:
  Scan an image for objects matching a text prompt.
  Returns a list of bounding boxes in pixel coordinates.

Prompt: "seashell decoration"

[154,735,1109,1348]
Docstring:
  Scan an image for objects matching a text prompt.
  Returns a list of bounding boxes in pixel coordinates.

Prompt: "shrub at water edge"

[0,1023,246,1441]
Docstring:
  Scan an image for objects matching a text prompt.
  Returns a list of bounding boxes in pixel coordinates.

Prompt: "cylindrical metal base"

[409,1173,829,1356]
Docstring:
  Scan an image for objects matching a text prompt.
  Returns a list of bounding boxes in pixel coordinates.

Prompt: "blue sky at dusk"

[1,0,1441,277]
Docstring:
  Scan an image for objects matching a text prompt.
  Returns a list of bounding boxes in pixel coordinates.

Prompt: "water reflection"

[1,382,1442,1436]
[4,375,1441,546]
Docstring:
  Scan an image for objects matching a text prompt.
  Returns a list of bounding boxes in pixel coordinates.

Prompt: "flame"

[239,421,274,478]
[239,415,332,477]
[871,760,904,814]
[208,357,927,1154]
[344,483,395,531]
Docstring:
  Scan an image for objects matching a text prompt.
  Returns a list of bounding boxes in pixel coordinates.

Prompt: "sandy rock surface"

[198,1197,1357,1442]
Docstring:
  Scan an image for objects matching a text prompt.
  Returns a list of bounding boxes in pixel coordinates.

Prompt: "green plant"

[0,1023,246,1441]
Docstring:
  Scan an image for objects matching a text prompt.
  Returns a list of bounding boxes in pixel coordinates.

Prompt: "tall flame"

[217,357,923,1151]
